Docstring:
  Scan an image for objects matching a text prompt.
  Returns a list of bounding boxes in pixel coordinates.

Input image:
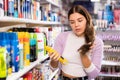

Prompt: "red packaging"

[114,9,120,25]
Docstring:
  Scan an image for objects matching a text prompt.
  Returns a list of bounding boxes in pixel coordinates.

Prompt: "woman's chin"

[75,32,84,37]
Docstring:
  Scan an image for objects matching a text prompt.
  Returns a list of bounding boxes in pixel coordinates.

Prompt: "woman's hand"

[48,51,60,62]
[49,51,60,68]
[80,54,91,68]
[88,42,96,53]
[90,42,96,49]
[80,42,96,68]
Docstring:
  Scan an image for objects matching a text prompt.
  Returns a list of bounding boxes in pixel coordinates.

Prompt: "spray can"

[23,32,30,66]
[4,0,8,16]
[33,33,37,61]
[18,32,24,69]
[0,47,7,79]
[36,32,45,59]
[0,32,7,79]
[18,0,23,18]
[10,32,19,72]
[26,0,31,19]
[29,33,36,62]
[0,0,4,17]
[14,0,18,18]
[8,0,14,17]
[48,27,53,47]
[37,1,41,21]
[22,0,25,18]
[33,0,37,20]
[6,32,12,75]
[43,32,47,55]
[28,28,37,62]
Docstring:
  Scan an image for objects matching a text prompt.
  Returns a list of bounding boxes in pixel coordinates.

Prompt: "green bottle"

[0,47,7,78]
[43,33,47,55]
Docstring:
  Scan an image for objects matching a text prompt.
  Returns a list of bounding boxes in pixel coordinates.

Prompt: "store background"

[0,0,120,80]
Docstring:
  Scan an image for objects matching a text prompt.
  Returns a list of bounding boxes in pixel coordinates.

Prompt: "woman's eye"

[78,20,83,22]
[70,22,74,24]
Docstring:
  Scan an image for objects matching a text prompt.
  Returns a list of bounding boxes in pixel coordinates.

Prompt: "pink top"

[53,31,104,80]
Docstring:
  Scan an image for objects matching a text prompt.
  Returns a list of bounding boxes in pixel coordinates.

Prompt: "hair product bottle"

[23,32,30,66]
[18,32,24,69]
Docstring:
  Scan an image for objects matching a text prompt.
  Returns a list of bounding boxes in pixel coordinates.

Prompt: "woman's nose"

[75,21,79,26]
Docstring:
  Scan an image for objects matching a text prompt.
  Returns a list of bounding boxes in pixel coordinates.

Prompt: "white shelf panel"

[7,55,49,80]
[40,0,61,8]
[99,73,120,77]
[49,68,59,80]
[0,17,61,27]
[102,60,120,66]
[46,0,61,8]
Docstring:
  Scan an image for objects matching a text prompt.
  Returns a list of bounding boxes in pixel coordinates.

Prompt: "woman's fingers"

[90,43,96,49]
[53,53,60,61]
[89,42,96,53]
[49,52,60,61]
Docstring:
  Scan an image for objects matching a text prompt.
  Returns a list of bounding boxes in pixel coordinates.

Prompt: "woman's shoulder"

[59,31,71,35]
[58,31,71,37]
[94,36,104,45]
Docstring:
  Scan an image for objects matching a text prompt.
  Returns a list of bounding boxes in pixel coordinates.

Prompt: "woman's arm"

[49,32,68,70]
[81,37,104,79]
[80,54,91,68]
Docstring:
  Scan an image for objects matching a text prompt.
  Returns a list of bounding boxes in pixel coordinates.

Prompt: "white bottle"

[36,1,41,21]
[0,0,4,17]
[36,32,45,59]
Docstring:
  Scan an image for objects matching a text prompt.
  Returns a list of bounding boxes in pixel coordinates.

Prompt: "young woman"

[49,5,104,80]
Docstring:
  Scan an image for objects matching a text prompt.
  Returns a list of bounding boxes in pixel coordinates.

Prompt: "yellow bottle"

[0,47,7,78]
[23,32,30,66]
[45,46,68,65]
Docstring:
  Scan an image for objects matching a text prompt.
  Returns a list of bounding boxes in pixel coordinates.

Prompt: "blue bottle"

[8,0,14,17]
[26,0,31,19]
[0,32,7,79]
[14,0,18,18]
[5,32,12,75]
[9,32,19,72]
[104,4,114,24]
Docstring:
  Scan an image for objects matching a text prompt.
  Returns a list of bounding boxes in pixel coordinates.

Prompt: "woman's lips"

[75,29,81,32]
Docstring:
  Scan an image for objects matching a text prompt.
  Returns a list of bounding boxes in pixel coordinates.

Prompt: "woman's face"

[69,12,87,37]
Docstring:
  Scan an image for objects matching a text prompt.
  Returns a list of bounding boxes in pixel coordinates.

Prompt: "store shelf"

[40,0,61,8]
[0,17,62,27]
[102,60,120,66]
[6,55,49,80]
[99,73,120,77]
[49,68,59,80]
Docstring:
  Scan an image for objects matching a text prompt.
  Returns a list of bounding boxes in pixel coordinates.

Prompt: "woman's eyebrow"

[77,17,84,20]
[69,17,84,21]
[69,20,74,21]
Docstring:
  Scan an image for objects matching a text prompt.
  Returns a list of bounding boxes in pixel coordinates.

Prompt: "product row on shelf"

[7,55,49,80]
[97,1,120,24]
[96,30,120,44]
[9,56,59,80]
[0,26,65,80]
[0,0,68,26]
[102,61,120,66]
[0,0,69,78]
[101,65,120,74]
[96,30,120,80]
[95,1,120,31]
[0,17,62,27]
[96,76,120,80]
[0,0,69,80]
[104,45,120,53]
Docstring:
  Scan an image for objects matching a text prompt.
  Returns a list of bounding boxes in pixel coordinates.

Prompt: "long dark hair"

[68,5,95,55]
